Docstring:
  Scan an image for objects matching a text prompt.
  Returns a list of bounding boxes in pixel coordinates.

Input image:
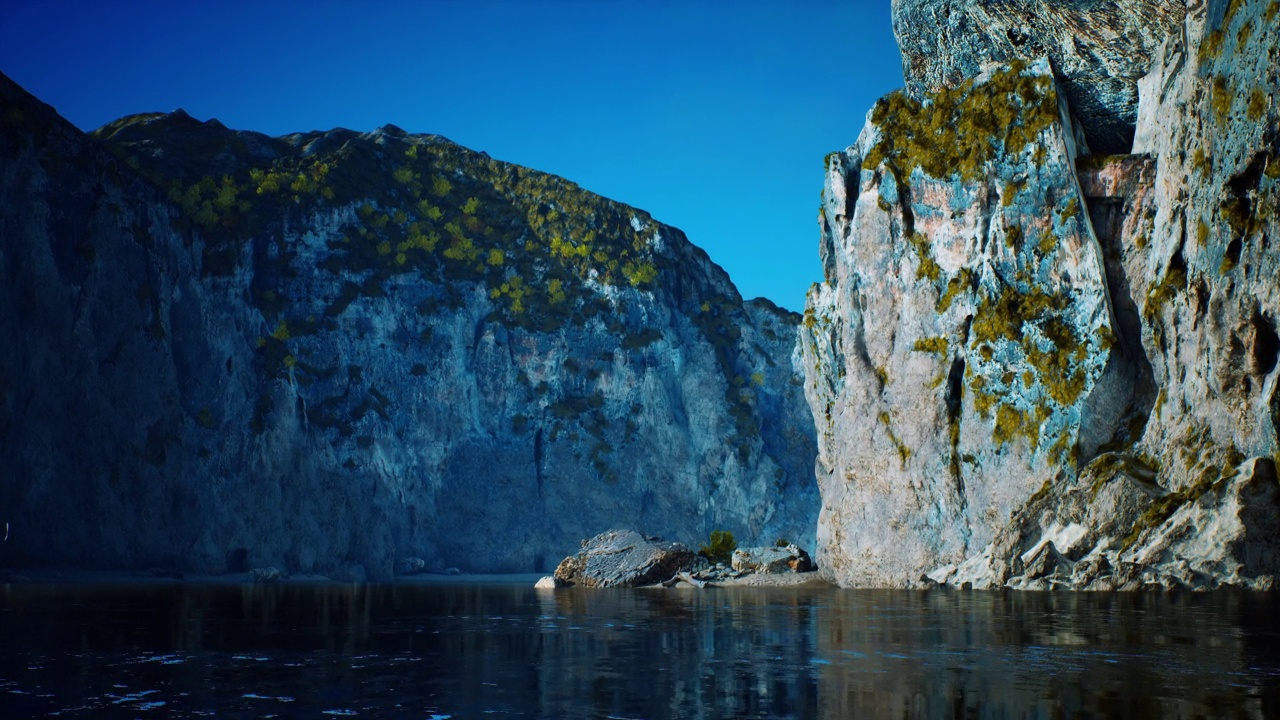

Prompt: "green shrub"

[698,530,737,565]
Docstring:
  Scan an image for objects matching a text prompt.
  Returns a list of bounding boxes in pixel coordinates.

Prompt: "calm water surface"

[1,581,1278,718]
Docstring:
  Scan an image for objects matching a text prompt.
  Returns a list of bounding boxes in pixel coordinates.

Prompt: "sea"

[1,579,1278,718]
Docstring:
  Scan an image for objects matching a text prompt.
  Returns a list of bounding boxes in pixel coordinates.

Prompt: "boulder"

[1021,541,1071,581]
[395,557,426,575]
[553,529,696,588]
[731,545,814,574]
[534,575,566,589]
[248,566,279,583]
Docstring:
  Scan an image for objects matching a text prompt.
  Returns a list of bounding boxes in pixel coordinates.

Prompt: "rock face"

[806,0,1280,589]
[891,0,1185,154]
[0,72,819,579]
[805,58,1117,587]
[553,529,695,588]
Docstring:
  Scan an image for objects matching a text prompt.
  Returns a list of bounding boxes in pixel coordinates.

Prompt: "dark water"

[2,582,1279,719]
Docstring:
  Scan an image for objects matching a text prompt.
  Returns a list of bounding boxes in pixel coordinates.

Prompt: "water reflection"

[1,582,1278,718]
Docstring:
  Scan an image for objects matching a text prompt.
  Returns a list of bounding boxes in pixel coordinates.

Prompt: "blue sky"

[0,1,903,311]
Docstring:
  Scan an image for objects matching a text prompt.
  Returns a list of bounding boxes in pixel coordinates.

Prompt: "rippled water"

[2,581,1278,718]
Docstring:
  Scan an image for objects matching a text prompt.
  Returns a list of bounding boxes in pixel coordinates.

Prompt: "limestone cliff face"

[891,0,1185,154]
[0,74,819,578]
[807,0,1280,590]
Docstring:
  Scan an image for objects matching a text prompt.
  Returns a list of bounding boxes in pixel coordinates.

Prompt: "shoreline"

[0,567,834,589]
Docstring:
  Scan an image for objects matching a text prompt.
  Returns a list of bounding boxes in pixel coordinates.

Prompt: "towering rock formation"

[806,0,1280,589]
[891,0,1185,154]
[0,73,819,578]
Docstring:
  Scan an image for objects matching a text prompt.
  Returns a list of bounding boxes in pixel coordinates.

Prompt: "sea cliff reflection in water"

[1,581,1278,718]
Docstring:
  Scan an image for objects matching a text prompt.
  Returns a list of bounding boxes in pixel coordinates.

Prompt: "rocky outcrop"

[891,0,1185,153]
[806,0,1280,589]
[980,0,1280,592]
[804,58,1116,587]
[0,72,819,579]
[553,529,696,588]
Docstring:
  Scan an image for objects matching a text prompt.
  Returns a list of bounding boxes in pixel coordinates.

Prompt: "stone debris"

[731,545,814,574]
[248,566,280,583]
[395,557,426,576]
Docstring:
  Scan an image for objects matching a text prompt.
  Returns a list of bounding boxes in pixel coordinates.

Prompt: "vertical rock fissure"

[1252,309,1279,377]
[534,427,544,497]
[945,356,969,514]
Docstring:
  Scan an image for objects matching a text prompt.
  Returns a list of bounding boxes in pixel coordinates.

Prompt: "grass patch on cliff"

[861,60,1058,184]
[1142,264,1188,321]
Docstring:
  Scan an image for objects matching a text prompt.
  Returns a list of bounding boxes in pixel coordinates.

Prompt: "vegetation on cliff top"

[96,112,779,458]
[97,116,663,336]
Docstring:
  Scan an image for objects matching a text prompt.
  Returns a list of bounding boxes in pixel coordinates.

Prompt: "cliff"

[805,0,1280,590]
[0,72,819,579]
[891,0,1185,154]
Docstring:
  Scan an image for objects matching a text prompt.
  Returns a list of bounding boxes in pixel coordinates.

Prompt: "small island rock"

[554,530,695,588]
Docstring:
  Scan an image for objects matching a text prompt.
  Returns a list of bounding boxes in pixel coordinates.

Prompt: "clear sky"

[0,0,903,312]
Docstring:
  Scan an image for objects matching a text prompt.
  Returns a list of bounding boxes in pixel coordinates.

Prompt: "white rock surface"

[807,0,1280,590]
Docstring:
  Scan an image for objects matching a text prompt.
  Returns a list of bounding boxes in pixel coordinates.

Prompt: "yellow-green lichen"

[1036,229,1057,255]
[1224,0,1247,24]
[1026,478,1053,506]
[991,403,1048,449]
[912,336,949,354]
[1002,177,1027,207]
[1122,429,1245,550]
[936,269,975,313]
[1060,197,1081,221]
[878,411,912,467]
[1191,147,1211,175]
[1199,29,1224,63]
[906,232,942,281]
[1005,224,1024,249]
[968,280,1095,445]
[1122,464,1228,550]
[1211,75,1233,124]
[971,383,996,417]
[1236,20,1253,51]
[1247,89,1268,121]
[1047,432,1075,470]
[862,60,1058,184]
[971,285,1066,345]
[1142,265,1188,320]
